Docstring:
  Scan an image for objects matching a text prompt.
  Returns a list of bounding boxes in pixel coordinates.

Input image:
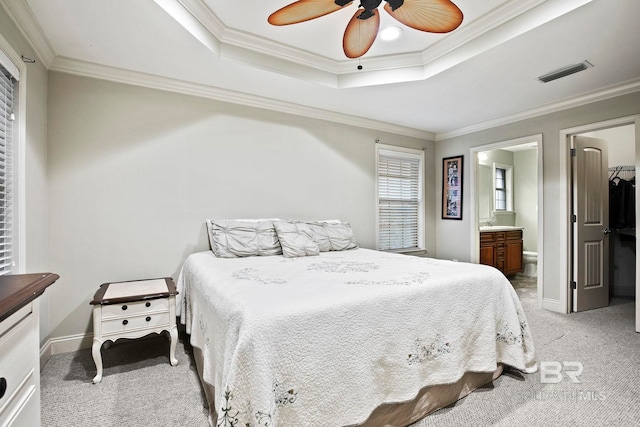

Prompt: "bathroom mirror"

[478,164,492,222]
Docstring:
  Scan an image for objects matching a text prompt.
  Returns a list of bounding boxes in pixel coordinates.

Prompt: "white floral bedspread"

[177,248,537,427]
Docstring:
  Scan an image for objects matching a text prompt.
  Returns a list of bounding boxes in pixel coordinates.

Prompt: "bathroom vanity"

[479,226,524,276]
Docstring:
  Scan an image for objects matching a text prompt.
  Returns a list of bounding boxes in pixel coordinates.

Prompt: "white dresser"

[0,273,59,427]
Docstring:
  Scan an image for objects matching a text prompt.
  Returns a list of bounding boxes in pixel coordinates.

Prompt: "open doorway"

[469,134,543,308]
[577,125,636,310]
[559,115,640,332]
[571,124,636,311]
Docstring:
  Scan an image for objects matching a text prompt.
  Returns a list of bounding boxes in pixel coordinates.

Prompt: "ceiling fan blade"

[343,9,380,58]
[269,0,353,26]
[384,0,463,33]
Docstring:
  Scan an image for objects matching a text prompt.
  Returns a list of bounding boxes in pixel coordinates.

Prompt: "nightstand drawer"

[0,310,37,416]
[101,298,169,319]
[101,312,170,335]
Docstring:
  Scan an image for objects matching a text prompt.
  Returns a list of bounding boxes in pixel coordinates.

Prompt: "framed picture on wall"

[442,155,463,220]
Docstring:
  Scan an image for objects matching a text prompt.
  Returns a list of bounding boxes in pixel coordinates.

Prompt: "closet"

[609,165,636,298]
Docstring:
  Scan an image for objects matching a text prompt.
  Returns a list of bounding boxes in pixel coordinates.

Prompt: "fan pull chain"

[357,14,363,70]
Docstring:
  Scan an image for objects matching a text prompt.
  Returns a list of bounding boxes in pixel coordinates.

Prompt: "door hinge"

[571,281,577,290]
[571,214,577,223]
[570,148,576,157]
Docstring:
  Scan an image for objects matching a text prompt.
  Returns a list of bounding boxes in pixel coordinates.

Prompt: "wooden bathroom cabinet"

[480,229,524,276]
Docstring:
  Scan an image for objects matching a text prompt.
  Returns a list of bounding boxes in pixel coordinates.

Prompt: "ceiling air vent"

[538,60,593,83]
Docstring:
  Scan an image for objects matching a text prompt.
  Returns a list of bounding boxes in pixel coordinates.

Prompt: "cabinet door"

[480,244,495,266]
[505,240,523,275]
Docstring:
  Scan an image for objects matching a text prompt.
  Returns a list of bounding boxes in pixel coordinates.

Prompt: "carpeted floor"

[40,275,639,426]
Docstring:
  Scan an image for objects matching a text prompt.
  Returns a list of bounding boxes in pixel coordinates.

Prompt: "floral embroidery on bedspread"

[346,272,430,286]
[497,308,529,346]
[306,260,379,273]
[217,388,240,427]
[231,268,287,285]
[219,381,297,427]
[273,381,298,406]
[496,323,522,345]
[407,334,452,365]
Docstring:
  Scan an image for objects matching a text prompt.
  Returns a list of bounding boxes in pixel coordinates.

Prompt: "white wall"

[0,6,50,344]
[46,72,434,340]
[584,124,635,168]
[514,148,537,252]
[436,91,640,305]
[478,149,515,226]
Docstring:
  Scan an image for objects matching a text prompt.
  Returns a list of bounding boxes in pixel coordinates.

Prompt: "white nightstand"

[90,277,178,383]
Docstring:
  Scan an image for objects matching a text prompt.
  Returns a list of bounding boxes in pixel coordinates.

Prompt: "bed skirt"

[192,345,504,427]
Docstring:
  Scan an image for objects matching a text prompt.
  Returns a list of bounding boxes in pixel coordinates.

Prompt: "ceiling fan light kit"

[379,26,403,41]
[268,0,464,58]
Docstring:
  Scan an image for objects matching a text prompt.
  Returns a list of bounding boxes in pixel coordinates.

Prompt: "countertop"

[479,226,524,232]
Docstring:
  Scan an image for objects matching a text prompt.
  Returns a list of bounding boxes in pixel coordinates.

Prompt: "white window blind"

[0,64,15,275]
[377,146,424,251]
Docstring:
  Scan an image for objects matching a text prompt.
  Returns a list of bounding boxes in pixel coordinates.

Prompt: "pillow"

[305,221,359,252]
[206,219,282,258]
[273,221,320,258]
[205,218,281,251]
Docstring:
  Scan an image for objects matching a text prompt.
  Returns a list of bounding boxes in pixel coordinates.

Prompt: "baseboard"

[40,333,93,369]
[542,297,563,313]
[39,339,52,369]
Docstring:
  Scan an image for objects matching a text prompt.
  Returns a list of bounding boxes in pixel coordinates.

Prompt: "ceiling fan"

[268,0,464,59]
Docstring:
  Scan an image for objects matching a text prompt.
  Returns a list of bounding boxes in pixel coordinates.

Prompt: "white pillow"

[304,221,359,252]
[273,221,320,258]
[206,219,283,258]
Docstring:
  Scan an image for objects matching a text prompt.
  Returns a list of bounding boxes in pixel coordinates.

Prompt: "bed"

[177,220,537,426]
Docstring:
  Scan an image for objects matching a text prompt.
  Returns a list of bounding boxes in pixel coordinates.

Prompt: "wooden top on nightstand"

[90,277,177,306]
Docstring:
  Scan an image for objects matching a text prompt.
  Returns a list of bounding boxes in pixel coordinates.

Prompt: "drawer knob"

[0,378,6,399]
[146,316,151,322]
[122,319,128,325]
[145,302,151,308]
[122,305,128,311]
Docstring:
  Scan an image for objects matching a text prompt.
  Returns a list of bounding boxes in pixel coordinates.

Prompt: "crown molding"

[435,78,640,141]
[50,56,434,140]
[48,54,640,144]
[0,0,55,67]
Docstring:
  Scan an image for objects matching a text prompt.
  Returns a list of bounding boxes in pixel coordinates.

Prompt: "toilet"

[522,251,537,277]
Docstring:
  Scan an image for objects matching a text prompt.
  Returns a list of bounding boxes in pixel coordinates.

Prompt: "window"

[495,167,506,210]
[493,163,513,212]
[376,144,424,252]
[0,62,15,275]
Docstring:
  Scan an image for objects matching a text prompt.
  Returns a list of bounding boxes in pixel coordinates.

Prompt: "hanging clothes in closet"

[609,166,635,229]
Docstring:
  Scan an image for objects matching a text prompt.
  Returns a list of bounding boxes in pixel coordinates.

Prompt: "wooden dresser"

[0,273,59,427]
[480,229,524,276]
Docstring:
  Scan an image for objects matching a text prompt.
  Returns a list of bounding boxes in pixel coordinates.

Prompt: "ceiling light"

[379,27,403,42]
[537,60,593,83]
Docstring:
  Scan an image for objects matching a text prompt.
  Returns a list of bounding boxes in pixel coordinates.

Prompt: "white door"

[572,136,610,312]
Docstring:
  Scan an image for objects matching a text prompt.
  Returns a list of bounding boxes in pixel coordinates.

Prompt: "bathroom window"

[495,168,506,210]
[493,164,513,211]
